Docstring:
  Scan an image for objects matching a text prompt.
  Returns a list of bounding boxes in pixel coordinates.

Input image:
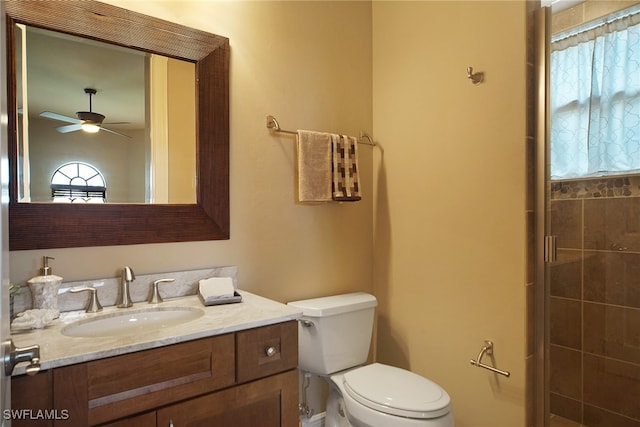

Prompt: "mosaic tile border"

[551,175,640,199]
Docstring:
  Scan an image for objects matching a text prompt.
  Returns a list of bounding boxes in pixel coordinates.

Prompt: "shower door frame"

[534,5,551,427]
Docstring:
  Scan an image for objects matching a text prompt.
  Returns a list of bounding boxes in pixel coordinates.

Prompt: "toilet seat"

[342,363,451,419]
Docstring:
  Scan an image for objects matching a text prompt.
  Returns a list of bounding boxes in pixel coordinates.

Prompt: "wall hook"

[467,66,484,85]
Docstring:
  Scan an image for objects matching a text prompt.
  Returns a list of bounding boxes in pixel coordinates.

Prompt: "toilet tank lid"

[288,292,377,317]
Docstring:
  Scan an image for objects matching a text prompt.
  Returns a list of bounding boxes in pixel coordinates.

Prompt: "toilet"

[288,292,454,427]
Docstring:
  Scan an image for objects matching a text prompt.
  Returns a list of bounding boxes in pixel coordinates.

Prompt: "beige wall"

[9,1,374,304]
[10,1,529,425]
[372,1,527,426]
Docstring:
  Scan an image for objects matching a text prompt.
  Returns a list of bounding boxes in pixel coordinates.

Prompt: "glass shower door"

[545,4,640,426]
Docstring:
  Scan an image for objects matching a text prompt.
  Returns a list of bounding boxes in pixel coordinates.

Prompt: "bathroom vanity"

[10,292,301,427]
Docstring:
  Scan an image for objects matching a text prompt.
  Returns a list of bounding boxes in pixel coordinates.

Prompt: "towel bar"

[469,340,510,377]
[266,115,375,146]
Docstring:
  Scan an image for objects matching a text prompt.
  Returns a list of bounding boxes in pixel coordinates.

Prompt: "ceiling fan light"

[81,123,100,133]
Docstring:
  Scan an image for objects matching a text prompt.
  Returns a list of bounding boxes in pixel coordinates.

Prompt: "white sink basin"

[61,307,205,338]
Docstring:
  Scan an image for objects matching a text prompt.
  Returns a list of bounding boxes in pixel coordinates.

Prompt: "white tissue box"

[198,277,242,306]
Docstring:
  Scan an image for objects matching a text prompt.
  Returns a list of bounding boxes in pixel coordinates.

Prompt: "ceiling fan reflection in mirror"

[40,88,131,138]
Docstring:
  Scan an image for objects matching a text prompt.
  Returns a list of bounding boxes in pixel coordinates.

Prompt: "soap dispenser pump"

[27,256,63,316]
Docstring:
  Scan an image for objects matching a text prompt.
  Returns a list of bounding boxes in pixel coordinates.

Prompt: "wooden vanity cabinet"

[100,412,156,427]
[11,321,299,427]
[11,370,53,427]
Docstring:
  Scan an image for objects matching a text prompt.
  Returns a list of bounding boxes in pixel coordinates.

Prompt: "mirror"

[6,0,229,250]
[16,25,197,204]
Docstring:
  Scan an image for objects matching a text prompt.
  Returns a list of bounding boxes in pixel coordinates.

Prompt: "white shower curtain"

[550,10,640,180]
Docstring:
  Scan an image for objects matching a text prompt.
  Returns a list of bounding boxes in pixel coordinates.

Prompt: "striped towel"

[332,134,361,202]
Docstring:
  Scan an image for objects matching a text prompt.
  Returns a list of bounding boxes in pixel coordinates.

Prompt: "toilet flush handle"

[298,319,314,328]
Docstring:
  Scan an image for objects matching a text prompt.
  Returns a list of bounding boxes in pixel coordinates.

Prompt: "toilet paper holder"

[470,340,510,377]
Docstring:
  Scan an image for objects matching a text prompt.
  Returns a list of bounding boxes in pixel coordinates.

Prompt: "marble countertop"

[10,290,302,376]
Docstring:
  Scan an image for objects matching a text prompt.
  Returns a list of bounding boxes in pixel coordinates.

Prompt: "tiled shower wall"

[550,176,640,427]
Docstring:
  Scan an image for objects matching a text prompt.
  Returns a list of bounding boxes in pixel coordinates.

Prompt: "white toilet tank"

[288,292,377,375]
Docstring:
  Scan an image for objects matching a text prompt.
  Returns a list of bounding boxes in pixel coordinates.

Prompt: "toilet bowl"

[288,293,454,427]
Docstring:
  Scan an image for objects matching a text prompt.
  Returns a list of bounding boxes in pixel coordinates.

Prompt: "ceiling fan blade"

[100,126,132,138]
[56,124,82,133]
[41,111,81,124]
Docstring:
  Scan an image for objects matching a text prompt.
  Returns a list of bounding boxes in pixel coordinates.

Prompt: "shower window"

[550,8,640,180]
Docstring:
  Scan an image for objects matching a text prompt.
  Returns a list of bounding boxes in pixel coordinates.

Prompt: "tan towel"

[332,134,362,202]
[297,130,332,202]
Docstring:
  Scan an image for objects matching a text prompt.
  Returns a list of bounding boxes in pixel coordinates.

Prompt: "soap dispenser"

[27,256,63,316]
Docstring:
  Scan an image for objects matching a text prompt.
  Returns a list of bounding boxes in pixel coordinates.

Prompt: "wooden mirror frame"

[5,1,229,250]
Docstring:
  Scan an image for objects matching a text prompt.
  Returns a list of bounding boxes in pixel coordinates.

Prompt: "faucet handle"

[148,279,175,304]
[69,287,103,313]
[122,266,135,282]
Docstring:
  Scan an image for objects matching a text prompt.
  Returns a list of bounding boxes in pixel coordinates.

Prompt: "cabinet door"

[156,369,298,427]
[11,371,53,427]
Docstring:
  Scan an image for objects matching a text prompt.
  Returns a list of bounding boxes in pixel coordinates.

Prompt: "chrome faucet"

[116,266,135,308]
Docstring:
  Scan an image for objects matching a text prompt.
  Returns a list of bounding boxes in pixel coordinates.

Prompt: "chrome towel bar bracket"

[470,340,510,377]
[267,115,297,135]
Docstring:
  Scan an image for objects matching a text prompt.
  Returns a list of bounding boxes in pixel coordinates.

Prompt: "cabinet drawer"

[74,334,235,425]
[236,321,298,383]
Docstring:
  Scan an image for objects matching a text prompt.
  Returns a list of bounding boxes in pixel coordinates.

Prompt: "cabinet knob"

[265,346,278,357]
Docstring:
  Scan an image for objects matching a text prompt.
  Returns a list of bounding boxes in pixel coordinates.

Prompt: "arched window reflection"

[51,162,106,203]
